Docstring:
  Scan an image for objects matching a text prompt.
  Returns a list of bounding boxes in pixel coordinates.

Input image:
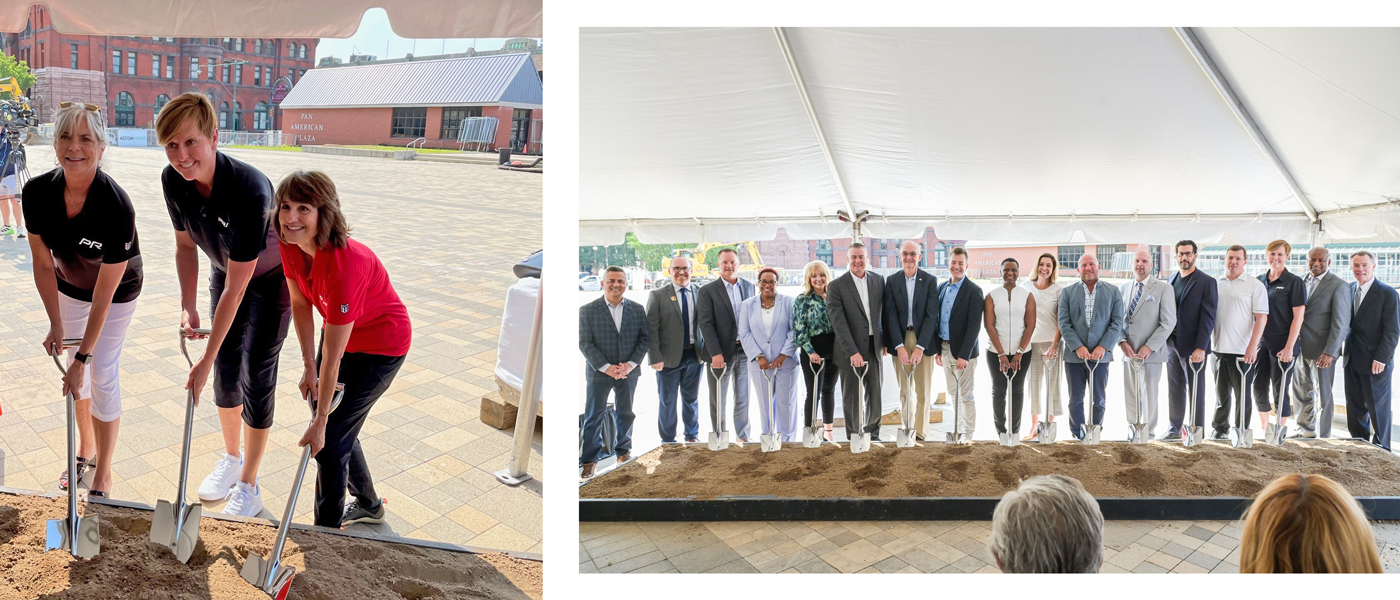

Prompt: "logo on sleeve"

[79,238,103,250]
[217,217,229,228]
[125,242,132,250]
[340,304,349,314]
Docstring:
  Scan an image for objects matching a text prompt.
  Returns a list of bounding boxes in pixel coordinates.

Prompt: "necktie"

[1306,276,1316,302]
[1355,283,1363,312]
[680,288,691,349]
[1129,281,1143,316]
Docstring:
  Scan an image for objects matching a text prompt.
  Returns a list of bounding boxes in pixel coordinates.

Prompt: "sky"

[314,8,541,62]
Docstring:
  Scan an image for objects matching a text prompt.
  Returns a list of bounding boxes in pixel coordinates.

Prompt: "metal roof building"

[279,53,543,152]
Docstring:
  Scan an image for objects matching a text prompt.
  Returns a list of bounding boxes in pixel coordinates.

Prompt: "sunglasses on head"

[59,101,100,112]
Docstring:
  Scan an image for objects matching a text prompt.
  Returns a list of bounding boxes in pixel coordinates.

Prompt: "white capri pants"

[59,293,137,422]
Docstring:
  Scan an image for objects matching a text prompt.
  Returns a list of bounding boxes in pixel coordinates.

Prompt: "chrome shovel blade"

[1265,424,1287,446]
[761,433,781,453]
[1229,427,1254,448]
[850,433,870,454]
[998,432,1018,447]
[1083,425,1102,445]
[896,428,916,448]
[1182,426,1202,448]
[44,518,66,553]
[1129,424,1149,444]
[707,431,729,451]
[46,516,100,558]
[802,427,822,448]
[242,554,296,599]
[1036,421,1057,444]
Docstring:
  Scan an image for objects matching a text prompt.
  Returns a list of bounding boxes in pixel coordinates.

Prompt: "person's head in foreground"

[989,474,1103,573]
[1238,473,1382,573]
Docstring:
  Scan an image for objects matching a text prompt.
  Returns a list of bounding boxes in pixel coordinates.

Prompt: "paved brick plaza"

[0,145,542,553]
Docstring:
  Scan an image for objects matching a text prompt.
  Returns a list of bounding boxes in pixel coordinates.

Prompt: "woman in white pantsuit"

[738,268,801,441]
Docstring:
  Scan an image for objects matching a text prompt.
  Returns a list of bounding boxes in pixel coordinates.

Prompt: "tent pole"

[1174,27,1318,223]
[774,27,858,226]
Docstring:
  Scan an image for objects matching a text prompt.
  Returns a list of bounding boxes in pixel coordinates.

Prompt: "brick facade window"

[1059,245,1085,269]
[235,64,242,85]
[254,39,261,54]
[152,54,160,78]
[207,58,215,80]
[440,107,482,140]
[127,52,136,75]
[154,94,170,117]
[299,44,307,59]
[253,66,261,86]
[219,102,228,129]
[114,91,135,127]
[112,50,120,74]
[70,44,78,69]
[254,102,269,130]
[166,55,174,79]
[236,38,243,52]
[189,57,198,79]
[390,107,427,138]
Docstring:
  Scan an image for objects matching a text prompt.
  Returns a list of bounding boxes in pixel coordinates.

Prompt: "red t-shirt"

[280,238,412,356]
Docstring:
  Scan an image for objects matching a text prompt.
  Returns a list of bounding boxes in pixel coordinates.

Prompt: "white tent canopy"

[1,0,541,39]
[579,27,1400,246]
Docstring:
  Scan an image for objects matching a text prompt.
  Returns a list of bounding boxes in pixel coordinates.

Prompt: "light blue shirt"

[940,277,964,341]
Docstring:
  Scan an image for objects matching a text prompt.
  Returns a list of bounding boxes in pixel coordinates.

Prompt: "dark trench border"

[579,495,1400,522]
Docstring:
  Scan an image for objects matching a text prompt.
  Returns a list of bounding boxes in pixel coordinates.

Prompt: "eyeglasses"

[59,101,101,112]
[671,267,691,272]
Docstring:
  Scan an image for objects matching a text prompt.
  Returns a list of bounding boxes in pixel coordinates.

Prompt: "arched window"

[223,38,231,50]
[233,102,242,130]
[220,101,228,129]
[288,42,296,58]
[298,43,307,59]
[265,41,274,55]
[254,39,262,54]
[114,91,135,126]
[254,102,268,130]
[153,94,170,116]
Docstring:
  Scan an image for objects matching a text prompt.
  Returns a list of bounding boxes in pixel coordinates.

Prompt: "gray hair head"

[988,474,1103,573]
[52,100,108,171]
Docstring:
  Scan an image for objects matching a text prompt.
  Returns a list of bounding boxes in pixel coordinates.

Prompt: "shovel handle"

[177,327,213,367]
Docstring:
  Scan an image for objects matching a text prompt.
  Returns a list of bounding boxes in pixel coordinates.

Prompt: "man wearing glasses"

[1162,240,1218,441]
[883,240,939,439]
[648,256,705,443]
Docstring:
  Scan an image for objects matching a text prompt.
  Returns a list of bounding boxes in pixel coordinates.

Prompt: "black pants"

[987,352,1028,435]
[1250,342,1296,417]
[581,370,637,465]
[839,336,881,438]
[801,333,838,426]
[209,267,291,429]
[312,350,405,528]
[1212,352,1257,434]
[1165,345,1209,433]
[1344,364,1393,451]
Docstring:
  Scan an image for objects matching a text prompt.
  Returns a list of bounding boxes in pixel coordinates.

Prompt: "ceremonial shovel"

[802,359,825,448]
[46,338,100,559]
[849,364,871,454]
[998,365,1019,447]
[706,365,732,451]
[1034,355,1059,444]
[1182,359,1205,447]
[1229,358,1256,448]
[759,366,782,452]
[241,383,345,599]
[1081,358,1102,445]
[1264,356,1296,446]
[150,327,212,563]
[1127,358,1150,444]
[946,364,971,444]
[896,362,918,448]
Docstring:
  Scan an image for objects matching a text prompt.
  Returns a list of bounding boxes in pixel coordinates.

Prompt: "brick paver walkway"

[0,145,541,553]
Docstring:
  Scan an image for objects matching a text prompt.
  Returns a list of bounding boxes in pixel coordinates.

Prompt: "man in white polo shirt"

[1210,245,1269,439]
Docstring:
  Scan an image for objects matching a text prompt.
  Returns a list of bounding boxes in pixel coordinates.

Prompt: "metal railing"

[405,137,426,150]
[456,117,499,152]
[217,130,282,147]
[527,118,543,154]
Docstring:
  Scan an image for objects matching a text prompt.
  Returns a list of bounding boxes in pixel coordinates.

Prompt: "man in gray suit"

[1118,249,1177,438]
[1058,253,1125,440]
[827,242,886,440]
[1291,247,1353,438]
[697,248,757,441]
[648,256,703,443]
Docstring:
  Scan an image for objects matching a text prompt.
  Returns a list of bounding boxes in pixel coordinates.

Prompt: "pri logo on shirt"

[340,304,349,314]
[79,238,103,250]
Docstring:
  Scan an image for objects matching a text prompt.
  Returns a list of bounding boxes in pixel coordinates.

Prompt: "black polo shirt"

[1258,268,1306,350]
[22,168,143,303]
[162,151,280,278]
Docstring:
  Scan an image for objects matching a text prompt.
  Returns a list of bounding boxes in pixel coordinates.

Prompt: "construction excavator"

[661,241,769,285]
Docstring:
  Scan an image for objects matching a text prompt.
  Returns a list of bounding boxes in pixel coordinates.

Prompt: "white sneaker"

[198,453,243,501]
[222,480,264,517]
[15,226,24,238]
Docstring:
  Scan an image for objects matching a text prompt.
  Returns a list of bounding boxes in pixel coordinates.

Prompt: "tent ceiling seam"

[773,26,859,235]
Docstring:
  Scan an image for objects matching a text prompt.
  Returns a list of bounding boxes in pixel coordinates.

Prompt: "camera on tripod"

[0,96,37,145]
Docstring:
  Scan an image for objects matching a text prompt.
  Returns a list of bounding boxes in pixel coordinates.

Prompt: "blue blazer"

[1345,281,1400,371]
[1167,268,1218,356]
[883,269,940,355]
[1058,280,1126,363]
[738,294,798,363]
[579,296,650,374]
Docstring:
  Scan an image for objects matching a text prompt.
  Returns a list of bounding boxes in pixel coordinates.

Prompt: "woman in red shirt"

[277,170,411,528]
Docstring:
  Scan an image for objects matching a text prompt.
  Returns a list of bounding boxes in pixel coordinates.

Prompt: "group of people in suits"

[579,237,1398,478]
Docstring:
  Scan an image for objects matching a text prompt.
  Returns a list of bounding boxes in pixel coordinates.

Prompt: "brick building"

[278,53,543,152]
[2,5,317,131]
[756,228,966,272]
[965,242,1173,280]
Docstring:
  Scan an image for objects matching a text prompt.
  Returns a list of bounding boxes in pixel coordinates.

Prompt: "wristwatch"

[74,352,92,365]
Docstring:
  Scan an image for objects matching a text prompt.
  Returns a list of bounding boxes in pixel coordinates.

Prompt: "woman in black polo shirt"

[155,92,290,518]
[22,101,143,498]
[1255,239,1306,431]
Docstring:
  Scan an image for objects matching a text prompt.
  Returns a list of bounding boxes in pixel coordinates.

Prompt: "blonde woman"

[1239,473,1382,573]
[1021,253,1063,439]
[793,260,838,441]
[23,101,142,497]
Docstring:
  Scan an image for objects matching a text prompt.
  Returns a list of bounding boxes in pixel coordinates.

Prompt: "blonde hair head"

[1239,473,1382,573]
[802,260,833,296]
[52,100,106,170]
[155,92,217,146]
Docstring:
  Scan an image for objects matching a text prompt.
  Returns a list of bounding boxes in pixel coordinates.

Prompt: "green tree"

[624,233,687,271]
[0,54,36,97]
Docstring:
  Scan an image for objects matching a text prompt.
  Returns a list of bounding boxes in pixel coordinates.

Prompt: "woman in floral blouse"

[794,260,839,441]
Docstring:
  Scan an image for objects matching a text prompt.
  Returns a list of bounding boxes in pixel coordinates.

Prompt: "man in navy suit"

[1343,251,1398,451]
[1162,240,1217,441]
[579,267,649,479]
[884,240,939,439]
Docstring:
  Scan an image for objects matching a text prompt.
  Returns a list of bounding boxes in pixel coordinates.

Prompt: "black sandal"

[59,456,90,491]
[87,490,106,499]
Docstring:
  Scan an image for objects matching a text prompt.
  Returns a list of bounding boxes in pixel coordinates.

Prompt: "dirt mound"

[0,493,541,600]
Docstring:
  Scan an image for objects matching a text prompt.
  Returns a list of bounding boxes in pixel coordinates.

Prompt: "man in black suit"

[828,242,885,440]
[934,246,984,438]
[884,240,939,439]
[1162,240,1217,441]
[697,248,758,441]
[1343,251,1398,451]
[648,256,704,443]
[579,267,649,479]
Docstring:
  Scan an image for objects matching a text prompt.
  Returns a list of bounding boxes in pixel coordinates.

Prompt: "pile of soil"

[580,440,1400,500]
[0,493,541,600]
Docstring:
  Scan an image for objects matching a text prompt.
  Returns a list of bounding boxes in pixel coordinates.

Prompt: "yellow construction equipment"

[661,241,769,282]
[0,77,24,101]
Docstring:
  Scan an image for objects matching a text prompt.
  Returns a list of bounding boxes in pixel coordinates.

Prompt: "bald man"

[883,240,940,439]
[1058,253,1125,440]
[1117,248,1176,438]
